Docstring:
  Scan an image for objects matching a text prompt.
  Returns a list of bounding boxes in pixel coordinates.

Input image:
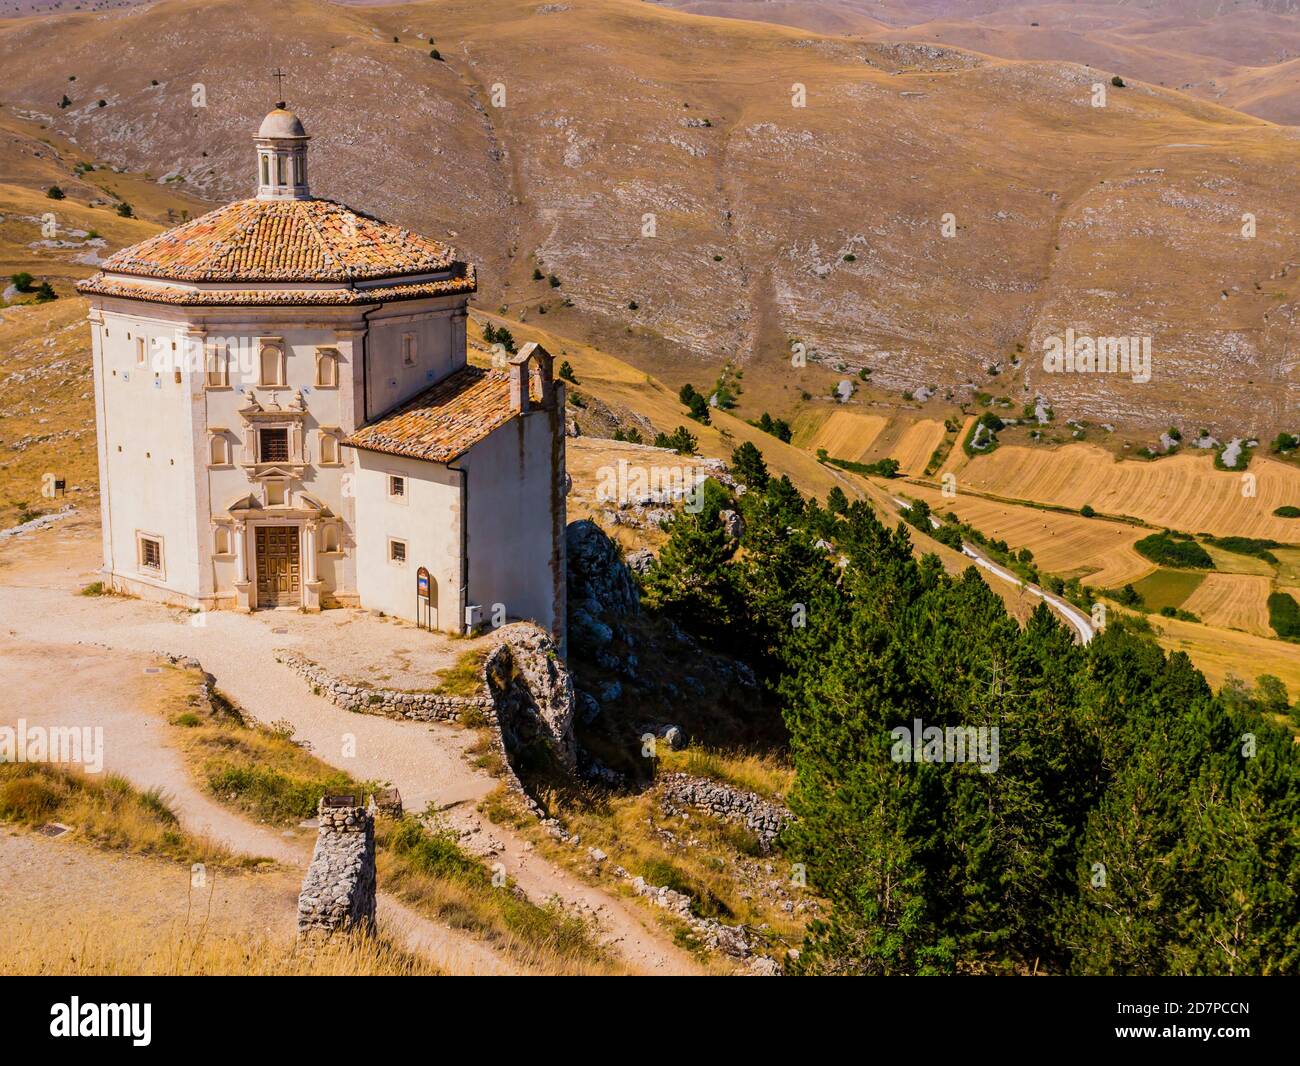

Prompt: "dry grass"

[433,645,490,698]
[0,913,437,976]
[0,761,259,869]
[513,783,808,955]
[798,409,888,462]
[1150,613,1300,693]
[657,747,794,802]
[376,817,622,976]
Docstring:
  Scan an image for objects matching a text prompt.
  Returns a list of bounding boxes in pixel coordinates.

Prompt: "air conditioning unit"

[464,604,483,628]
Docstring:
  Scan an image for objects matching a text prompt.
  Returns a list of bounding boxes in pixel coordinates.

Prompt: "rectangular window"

[389,539,407,564]
[135,337,147,367]
[265,481,287,507]
[139,535,162,572]
[259,428,289,463]
[388,475,405,499]
[401,334,417,367]
[205,344,228,388]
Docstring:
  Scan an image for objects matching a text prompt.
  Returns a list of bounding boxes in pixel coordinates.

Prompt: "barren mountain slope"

[666,1,1300,122]
[2,0,1298,437]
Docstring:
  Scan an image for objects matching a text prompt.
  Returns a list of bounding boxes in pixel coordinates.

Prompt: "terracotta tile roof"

[343,365,537,463]
[92,197,463,283]
[75,265,476,307]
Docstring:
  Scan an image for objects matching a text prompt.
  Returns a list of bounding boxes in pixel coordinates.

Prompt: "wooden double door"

[255,525,300,607]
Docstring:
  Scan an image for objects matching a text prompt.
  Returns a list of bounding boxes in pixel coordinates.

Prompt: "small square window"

[389,539,407,564]
[388,475,405,498]
[139,535,162,572]
[260,428,289,463]
[265,481,288,507]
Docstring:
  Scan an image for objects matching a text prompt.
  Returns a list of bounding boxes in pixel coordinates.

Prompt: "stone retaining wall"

[276,653,491,722]
[657,772,792,852]
[297,798,377,941]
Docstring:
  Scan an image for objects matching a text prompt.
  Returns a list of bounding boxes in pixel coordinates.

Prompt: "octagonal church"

[77,106,566,646]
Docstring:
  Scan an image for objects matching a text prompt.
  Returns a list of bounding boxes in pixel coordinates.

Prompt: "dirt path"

[0,828,523,975]
[0,520,704,975]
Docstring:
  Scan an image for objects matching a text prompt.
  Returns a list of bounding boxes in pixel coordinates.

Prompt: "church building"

[77,106,567,646]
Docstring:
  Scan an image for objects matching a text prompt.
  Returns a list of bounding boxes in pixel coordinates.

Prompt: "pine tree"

[729,441,768,490]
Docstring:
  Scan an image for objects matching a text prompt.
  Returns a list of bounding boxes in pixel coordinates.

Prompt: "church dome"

[258,107,307,139]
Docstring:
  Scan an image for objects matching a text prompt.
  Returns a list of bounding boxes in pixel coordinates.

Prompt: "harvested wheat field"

[957,444,1300,541]
[901,481,1154,587]
[799,409,888,462]
[1180,573,1274,636]
[938,415,978,477]
[1150,615,1300,693]
[888,419,949,475]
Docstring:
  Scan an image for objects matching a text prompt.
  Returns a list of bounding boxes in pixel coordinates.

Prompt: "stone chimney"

[508,351,531,414]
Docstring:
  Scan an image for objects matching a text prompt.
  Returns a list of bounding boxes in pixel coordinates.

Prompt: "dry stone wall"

[277,653,490,722]
[657,772,792,852]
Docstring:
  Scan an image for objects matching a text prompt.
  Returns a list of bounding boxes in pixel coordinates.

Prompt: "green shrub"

[1268,592,1300,641]
[1133,532,1214,569]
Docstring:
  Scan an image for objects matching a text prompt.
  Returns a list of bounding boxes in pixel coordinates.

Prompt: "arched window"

[213,526,232,556]
[318,431,339,465]
[259,344,283,387]
[320,525,340,553]
[315,348,338,388]
[260,155,269,187]
[209,433,230,466]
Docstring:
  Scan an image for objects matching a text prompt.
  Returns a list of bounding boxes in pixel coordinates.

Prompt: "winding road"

[891,496,1095,643]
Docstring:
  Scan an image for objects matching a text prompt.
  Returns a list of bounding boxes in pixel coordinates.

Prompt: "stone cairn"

[297,795,377,942]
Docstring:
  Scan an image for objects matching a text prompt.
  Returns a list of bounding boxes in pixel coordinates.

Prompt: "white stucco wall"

[463,404,563,638]
[94,308,204,600]
[350,450,463,630]
[364,305,466,423]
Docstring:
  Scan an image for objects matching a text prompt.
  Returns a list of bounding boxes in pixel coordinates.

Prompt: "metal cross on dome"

[271,67,288,106]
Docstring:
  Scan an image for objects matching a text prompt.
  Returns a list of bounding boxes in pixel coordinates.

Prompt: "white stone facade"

[81,108,566,649]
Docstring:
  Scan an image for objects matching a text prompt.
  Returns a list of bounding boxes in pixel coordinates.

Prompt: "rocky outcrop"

[485,621,577,773]
[657,773,792,852]
[566,519,639,653]
[297,797,377,941]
